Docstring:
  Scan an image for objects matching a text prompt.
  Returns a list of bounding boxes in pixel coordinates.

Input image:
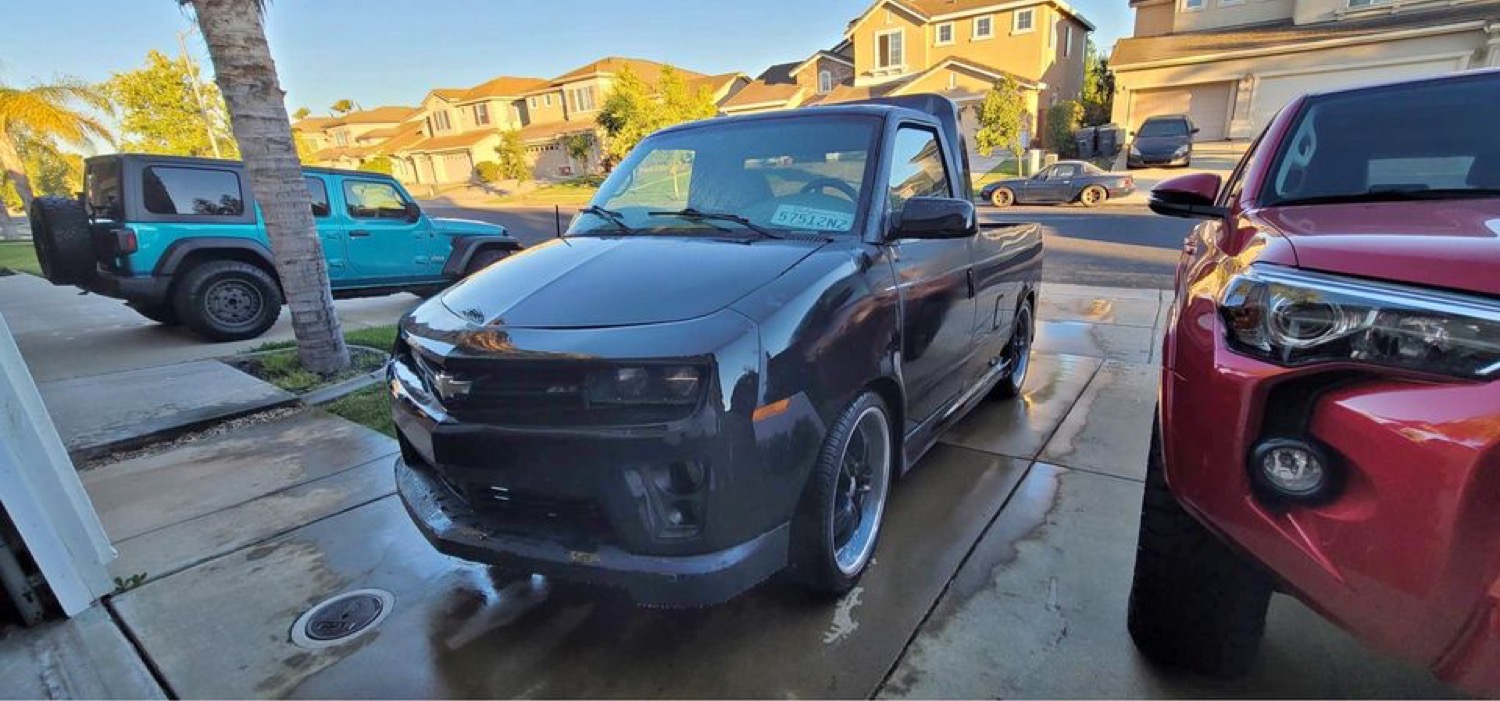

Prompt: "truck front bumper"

[395,455,789,607]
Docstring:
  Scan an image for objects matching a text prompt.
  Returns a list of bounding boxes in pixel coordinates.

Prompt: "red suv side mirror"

[1149,173,1228,219]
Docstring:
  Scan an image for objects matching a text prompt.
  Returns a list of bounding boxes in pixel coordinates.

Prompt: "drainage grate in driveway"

[290,589,394,649]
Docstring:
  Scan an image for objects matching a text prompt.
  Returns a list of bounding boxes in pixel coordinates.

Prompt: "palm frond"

[0,79,116,148]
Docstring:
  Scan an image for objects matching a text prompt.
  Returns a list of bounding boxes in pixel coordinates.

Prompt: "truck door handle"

[349,230,370,238]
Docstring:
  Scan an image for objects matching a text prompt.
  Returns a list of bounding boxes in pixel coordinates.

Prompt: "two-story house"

[398,76,547,185]
[721,43,856,114]
[1112,0,1500,141]
[834,0,1094,134]
[294,106,416,169]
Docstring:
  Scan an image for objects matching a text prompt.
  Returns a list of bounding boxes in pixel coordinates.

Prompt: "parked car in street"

[981,160,1134,208]
[1131,70,1500,696]
[390,96,1044,606]
[27,154,521,341]
[1126,114,1197,168]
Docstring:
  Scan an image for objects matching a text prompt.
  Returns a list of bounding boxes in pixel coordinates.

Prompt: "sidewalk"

[0,283,1450,699]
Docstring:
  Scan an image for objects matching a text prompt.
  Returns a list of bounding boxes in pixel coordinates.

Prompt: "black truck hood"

[438,235,825,329]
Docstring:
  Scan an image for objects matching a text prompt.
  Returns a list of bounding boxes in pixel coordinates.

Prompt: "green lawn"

[323,385,394,437]
[0,242,40,276]
[490,175,604,206]
[236,324,398,394]
[252,324,399,353]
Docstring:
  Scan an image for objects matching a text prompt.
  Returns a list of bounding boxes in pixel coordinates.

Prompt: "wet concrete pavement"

[11,283,1454,698]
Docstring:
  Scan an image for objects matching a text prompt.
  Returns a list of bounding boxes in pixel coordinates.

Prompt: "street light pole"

[178,27,224,159]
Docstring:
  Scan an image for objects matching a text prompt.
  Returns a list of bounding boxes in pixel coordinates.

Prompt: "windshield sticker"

[770,205,854,232]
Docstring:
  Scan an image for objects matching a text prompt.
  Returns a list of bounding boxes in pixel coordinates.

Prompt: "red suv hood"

[1253,200,1500,297]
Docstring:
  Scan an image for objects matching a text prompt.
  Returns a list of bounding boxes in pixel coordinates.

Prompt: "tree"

[292,106,310,120]
[495,130,530,181]
[1080,40,1115,127]
[562,132,594,175]
[596,65,657,164]
[186,0,349,374]
[107,49,238,158]
[1044,100,1084,156]
[0,77,112,238]
[658,65,717,124]
[358,156,393,175]
[974,76,1029,175]
[2,132,84,237]
[330,99,355,115]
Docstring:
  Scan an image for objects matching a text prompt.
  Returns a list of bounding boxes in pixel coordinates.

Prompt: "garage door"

[1131,82,1232,141]
[440,152,474,183]
[1251,58,1465,131]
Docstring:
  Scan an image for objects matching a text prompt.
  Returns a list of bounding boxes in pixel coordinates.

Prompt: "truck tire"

[990,298,1033,400]
[28,196,94,285]
[786,390,893,596]
[1127,419,1272,677]
[464,247,512,276]
[172,260,283,342]
[128,302,179,326]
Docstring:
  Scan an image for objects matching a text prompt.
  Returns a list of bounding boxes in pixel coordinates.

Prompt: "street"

[424,203,1194,290]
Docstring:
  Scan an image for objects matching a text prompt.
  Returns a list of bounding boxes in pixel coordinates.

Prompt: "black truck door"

[885,124,977,425]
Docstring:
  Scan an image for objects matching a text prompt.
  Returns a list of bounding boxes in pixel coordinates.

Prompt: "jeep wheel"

[173,260,283,342]
[464,247,512,276]
[786,390,893,595]
[128,302,179,326]
[990,298,1034,400]
[29,196,94,285]
[1127,419,1272,677]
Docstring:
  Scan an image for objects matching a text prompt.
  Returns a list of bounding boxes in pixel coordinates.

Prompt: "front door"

[886,124,976,425]
[338,177,430,285]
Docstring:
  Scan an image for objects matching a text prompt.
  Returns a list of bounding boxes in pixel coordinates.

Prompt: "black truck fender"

[153,237,278,277]
[441,235,524,278]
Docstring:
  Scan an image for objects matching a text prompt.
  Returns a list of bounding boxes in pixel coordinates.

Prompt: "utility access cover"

[291,589,394,649]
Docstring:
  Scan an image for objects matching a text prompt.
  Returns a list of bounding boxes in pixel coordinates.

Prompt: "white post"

[0,310,114,617]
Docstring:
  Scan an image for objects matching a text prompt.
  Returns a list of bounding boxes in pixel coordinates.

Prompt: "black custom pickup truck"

[389,95,1044,606]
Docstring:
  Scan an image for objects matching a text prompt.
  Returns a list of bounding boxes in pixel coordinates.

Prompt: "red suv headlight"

[1220,265,1500,380]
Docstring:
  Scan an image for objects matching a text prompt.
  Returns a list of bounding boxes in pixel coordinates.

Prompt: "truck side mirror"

[404,201,422,222]
[890,197,978,240]
[1149,173,1228,219]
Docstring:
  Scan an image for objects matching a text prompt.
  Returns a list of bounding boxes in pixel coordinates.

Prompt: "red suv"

[1131,69,1500,695]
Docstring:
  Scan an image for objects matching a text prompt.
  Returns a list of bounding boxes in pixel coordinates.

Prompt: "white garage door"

[1131,82,1232,141]
[439,152,474,183]
[1251,58,1464,131]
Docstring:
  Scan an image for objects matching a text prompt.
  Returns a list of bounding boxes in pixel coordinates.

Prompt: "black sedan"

[389,102,1042,607]
[981,161,1135,208]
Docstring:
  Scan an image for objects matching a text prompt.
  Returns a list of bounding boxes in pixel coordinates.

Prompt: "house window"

[1182,0,1205,10]
[818,69,833,94]
[1012,9,1035,33]
[974,16,994,39]
[528,96,537,108]
[333,131,348,146]
[545,94,554,107]
[876,29,904,69]
[473,103,490,126]
[568,86,597,112]
[433,110,451,132]
[935,22,955,45]
[1063,24,1073,57]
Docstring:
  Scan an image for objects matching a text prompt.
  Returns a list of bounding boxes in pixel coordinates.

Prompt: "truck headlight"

[1220,265,1500,379]
[585,364,705,405]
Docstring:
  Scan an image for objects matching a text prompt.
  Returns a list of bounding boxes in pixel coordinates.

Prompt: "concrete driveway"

[8,282,1447,699]
[1107,141,1249,206]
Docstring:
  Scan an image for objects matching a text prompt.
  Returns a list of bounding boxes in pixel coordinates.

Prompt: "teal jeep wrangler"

[28,154,522,341]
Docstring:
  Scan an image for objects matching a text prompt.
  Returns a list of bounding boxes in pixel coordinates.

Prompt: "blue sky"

[1,0,1131,116]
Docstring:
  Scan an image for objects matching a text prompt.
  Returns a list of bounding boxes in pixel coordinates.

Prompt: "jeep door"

[304,175,349,282]
[336,176,433,284]
[884,123,977,424]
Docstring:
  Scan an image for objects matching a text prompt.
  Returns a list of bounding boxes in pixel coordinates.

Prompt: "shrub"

[1045,100,1084,157]
[357,156,393,175]
[474,161,503,183]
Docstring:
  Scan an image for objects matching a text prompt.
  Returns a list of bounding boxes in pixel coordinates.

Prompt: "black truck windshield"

[571,116,879,237]
[1262,76,1500,207]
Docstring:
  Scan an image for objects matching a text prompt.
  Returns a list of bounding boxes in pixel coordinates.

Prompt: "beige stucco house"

[723,45,856,113]
[1112,0,1500,141]
[293,106,416,169]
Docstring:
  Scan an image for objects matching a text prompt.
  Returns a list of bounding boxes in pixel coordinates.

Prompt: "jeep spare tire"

[29,196,95,285]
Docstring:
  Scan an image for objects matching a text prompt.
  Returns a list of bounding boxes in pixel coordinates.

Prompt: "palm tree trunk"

[0,201,18,241]
[190,0,349,373]
[0,131,36,213]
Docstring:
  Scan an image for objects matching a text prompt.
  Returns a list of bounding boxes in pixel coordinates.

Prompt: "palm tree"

[185,0,349,373]
[330,99,355,115]
[0,79,112,239]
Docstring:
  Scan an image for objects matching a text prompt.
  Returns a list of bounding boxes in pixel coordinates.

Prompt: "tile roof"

[1112,2,1498,67]
[460,75,550,100]
[326,106,418,126]
[429,88,469,100]
[518,118,598,143]
[757,61,803,85]
[804,83,888,106]
[856,0,1095,31]
[721,81,806,111]
[291,116,336,132]
[373,123,426,156]
[549,57,707,86]
[406,129,499,153]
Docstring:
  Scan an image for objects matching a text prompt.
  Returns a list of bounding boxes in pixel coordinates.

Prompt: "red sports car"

[1131,68,1500,696]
